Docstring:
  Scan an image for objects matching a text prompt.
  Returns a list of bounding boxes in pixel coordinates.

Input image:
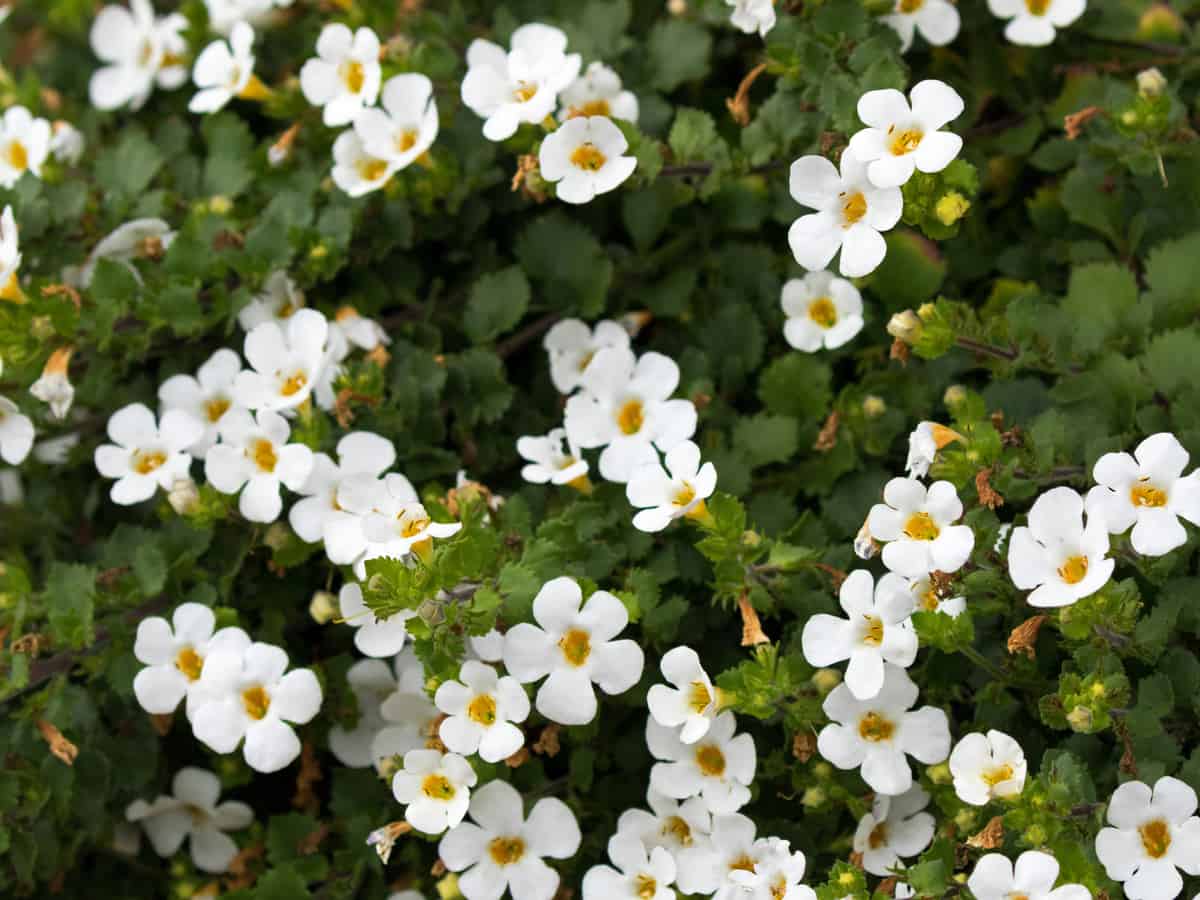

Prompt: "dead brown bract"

[150,713,174,737]
[813,411,840,452]
[966,815,1005,849]
[365,344,391,369]
[725,63,767,127]
[533,723,562,757]
[511,154,547,202]
[1006,615,1047,659]
[292,741,323,813]
[1065,106,1103,140]
[975,466,1004,509]
[504,747,531,768]
[224,842,265,891]
[41,283,82,311]
[890,337,910,365]
[738,592,770,646]
[792,731,816,763]
[10,632,48,656]
[37,719,78,766]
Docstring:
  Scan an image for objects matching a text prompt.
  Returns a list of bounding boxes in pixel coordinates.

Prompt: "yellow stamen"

[862,615,884,646]
[356,157,390,183]
[662,816,693,846]
[205,397,231,423]
[398,507,431,539]
[242,685,270,720]
[1139,819,1171,858]
[396,129,419,154]
[280,371,308,397]
[868,822,888,849]
[513,83,538,103]
[6,141,27,172]
[421,773,456,801]
[570,143,607,172]
[237,74,273,101]
[1057,555,1088,585]
[1025,0,1049,14]
[858,711,895,742]
[695,744,726,776]
[809,297,838,328]
[1131,482,1167,508]
[559,628,591,667]
[488,835,525,865]
[175,647,203,681]
[341,60,365,93]
[888,127,924,156]
[467,693,497,726]
[250,438,278,473]
[616,399,644,435]
[133,449,167,475]
[729,854,757,873]
[842,191,867,226]
[571,99,612,118]
[898,0,924,11]
[687,680,712,714]
[982,763,1014,787]
[903,511,940,541]
[674,482,697,508]
[634,875,657,899]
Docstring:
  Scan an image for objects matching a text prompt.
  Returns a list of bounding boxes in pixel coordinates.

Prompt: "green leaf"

[45,563,96,650]
[1061,262,1139,356]
[733,414,799,468]
[646,19,711,92]
[464,266,531,344]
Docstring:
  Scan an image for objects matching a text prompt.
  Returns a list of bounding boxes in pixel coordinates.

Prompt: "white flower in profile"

[233,308,329,411]
[781,271,864,353]
[627,441,717,533]
[647,646,724,745]
[461,23,582,142]
[370,648,440,773]
[391,749,477,835]
[853,785,935,876]
[540,116,637,205]
[438,779,581,900]
[517,427,590,488]
[0,107,50,189]
[158,348,245,457]
[238,270,305,331]
[50,121,86,165]
[203,0,277,35]
[883,0,961,52]
[542,317,631,394]
[801,569,918,700]
[363,473,463,560]
[906,574,966,617]
[564,347,698,483]
[726,0,777,37]
[1086,432,1200,557]
[204,408,313,523]
[330,129,396,197]
[89,0,187,111]
[560,62,639,122]
[1009,486,1114,608]
[133,602,250,718]
[867,477,976,577]
[0,204,22,303]
[328,657,397,768]
[817,663,950,796]
[353,73,439,172]
[125,768,252,874]
[0,395,34,465]
[191,641,323,773]
[969,851,1091,900]
[905,421,964,478]
[502,576,645,726]
[338,582,412,658]
[67,218,176,289]
[616,789,714,859]
[299,23,381,126]
[94,403,203,505]
[583,834,676,900]
[788,150,903,278]
[1095,776,1200,900]
[29,347,75,421]
[847,81,964,189]
[647,712,755,814]
[331,306,390,355]
[949,729,1027,806]
[190,22,270,114]
[988,0,1085,46]
[435,660,530,763]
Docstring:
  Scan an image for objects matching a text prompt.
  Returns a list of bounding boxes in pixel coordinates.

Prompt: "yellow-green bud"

[742,530,762,547]
[309,243,329,260]
[927,762,952,784]
[954,809,978,831]
[1090,681,1107,698]
[209,195,232,216]
[1024,824,1048,846]
[943,384,967,410]
[436,873,463,900]
[837,871,857,887]
[167,477,200,516]
[935,191,971,226]
[1120,109,1139,127]
[263,522,291,550]
[1137,67,1168,98]
[887,310,922,343]
[814,762,833,779]
[309,590,338,624]
[1066,705,1094,733]
[862,395,886,418]
[917,302,937,321]
[1137,4,1185,42]
[30,315,55,341]
[801,786,826,808]
[812,668,842,695]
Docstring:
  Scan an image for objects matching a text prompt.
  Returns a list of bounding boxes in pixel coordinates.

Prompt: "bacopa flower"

[94,403,203,505]
[883,0,961,52]
[905,421,964,478]
[133,602,250,718]
[158,348,245,457]
[780,270,864,353]
[434,660,531,763]
[517,427,590,488]
[125,767,252,874]
[948,729,1027,806]
[0,204,22,303]
[906,574,966,617]
[238,270,305,331]
[616,788,714,859]
[190,22,270,115]
[363,473,463,559]
[299,23,381,127]
[1095,776,1200,900]
[647,645,724,745]
[542,317,631,395]
[1008,486,1114,608]
[50,120,85,165]
[847,81,964,189]
[678,815,814,900]
[0,106,50,189]
[0,395,34,465]
[461,23,581,141]
[330,130,396,198]
[203,0,278,35]
[502,576,644,725]
[560,62,639,122]
[801,569,918,700]
[626,441,717,534]
[647,712,755,814]
[988,0,1086,46]
[89,0,187,111]
[67,217,176,289]
[788,150,903,278]
[391,749,477,835]
[867,477,976,577]
[234,308,329,411]
[370,648,440,773]
[353,74,439,173]
[817,663,950,796]
[726,0,777,37]
[204,408,314,524]
[583,835,676,900]
[438,778,581,900]
[852,785,935,876]
[338,582,412,658]
[331,306,390,355]
[969,850,1091,900]
[29,347,75,421]
[539,115,637,205]
[328,657,399,768]
[1086,432,1200,557]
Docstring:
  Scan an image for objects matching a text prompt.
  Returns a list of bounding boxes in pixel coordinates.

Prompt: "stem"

[659,159,787,178]
[954,335,1019,362]
[960,645,1010,682]
[496,312,561,359]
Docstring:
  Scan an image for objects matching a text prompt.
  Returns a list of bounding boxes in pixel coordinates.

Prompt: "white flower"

[299,24,381,127]
[125,768,252,874]
[1095,776,1200,900]
[627,441,717,533]
[817,663,950,796]
[33,433,80,466]
[0,396,34,465]
[726,0,777,36]
[28,347,75,421]
[363,473,463,558]
[94,403,203,505]
[330,129,396,197]
[988,0,1085,46]
[847,81,964,189]
[461,23,582,142]
[204,408,314,523]
[391,749,477,835]
[1008,486,1114,608]
[435,660,530,763]
[89,0,187,111]
[539,115,637,205]
[191,641,323,773]
[905,421,964,478]
[1086,432,1200,557]
[969,850,1092,900]
[517,427,589,487]
[647,646,724,745]
[233,308,329,411]
[133,603,250,719]
[647,712,755,814]
[190,22,267,114]
[564,347,697,483]
[883,0,961,52]
[906,573,966,617]
[66,218,176,289]
[502,576,645,725]
[469,629,505,663]
[239,270,306,331]
[867,477,976,577]
[328,657,398,768]
[0,106,50,189]
[543,317,631,394]
[338,582,412,658]
[583,835,676,900]
[616,789,714,860]
[801,569,918,700]
[371,649,440,773]
[353,73,439,172]
[158,348,246,457]
[50,121,86,165]
[852,785,935,876]
[331,305,390,354]
[788,150,903,278]
[0,204,21,302]
[203,0,277,35]
[560,61,639,122]
[949,729,1027,806]
[677,815,815,900]
[438,778,581,900]
[781,271,864,352]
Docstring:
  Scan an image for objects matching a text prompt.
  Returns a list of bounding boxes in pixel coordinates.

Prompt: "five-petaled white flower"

[1008,486,1114,608]
[190,21,269,114]
[0,204,21,303]
[647,712,756,815]
[503,576,644,725]
[516,427,590,488]
[968,850,1090,900]
[435,660,531,763]
[677,814,815,900]
[0,106,50,189]
[354,74,439,172]
[158,348,246,458]
[627,441,717,533]
[0,394,34,465]
[234,308,329,411]
[847,80,964,189]
[884,0,962,52]
[94,403,203,505]
[238,270,305,331]
[330,129,395,197]
[392,749,478,835]
[905,421,964,479]
[726,0,777,37]
[867,477,976,577]
[560,62,639,123]
[788,150,903,278]
[438,778,581,900]
[203,0,279,36]
[817,663,950,796]
[338,581,412,659]
[89,0,188,111]
[461,23,582,142]
[543,317,631,395]
[299,23,382,127]
[363,473,463,558]
[204,408,314,523]
[616,788,714,859]
[988,0,1086,47]
[647,645,724,745]
[50,121,86,165]
[781,270,865,353]
[1095,776,1200,900]
[949,729,1027,806]
[583,834,677,900]
[328,657,399,769]
[539,115,637,205]
[1086,432,1200,557]
[853,785,935,876]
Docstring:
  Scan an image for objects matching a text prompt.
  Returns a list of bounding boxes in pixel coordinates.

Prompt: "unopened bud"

[667,0,688,13]
[943,384,967,410]
[436,872,462,900]
[935,191,970,226]
[167,478,199,516]
[813,762,833,779]
[268,122,301,168]
[953,808,978,831]
[29,346,74,420]
[1137,67,1167,98]
[1066,705,1094,732]
[927,762,952,784]
[854,517,878,560]
[1024,824,1048,846]
[812,668,842,695]
[917,302,936,321]
[801,786,826,808]
[209,195,232,216]
[263,522,291,550]
[309,590,338,624]
[862,395,886,418]
[1137,3,1185,41]
[887,310,922,343]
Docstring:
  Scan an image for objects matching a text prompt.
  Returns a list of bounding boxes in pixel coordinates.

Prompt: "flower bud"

[1137,67,1167,98]
[935,191,970,226]
[29,346,74,420]
[436,873,463,900]
[1066,705,1094,732]
[167,478,200,516]
[812,668,842,695]
[887,310,922,343]
[853,516,878,560]
[1023,824,1048,846]
[801,786,826,808]
[309,590,338,624]
[927,762,952,784]
[943,384,967,410]
[813,762,833,779]
[209,195,232,216]
[668,0,688,13]
[953,809,978,831]
[862,395,886,418]
[263,522,291,550]
[1137,4,1185,42]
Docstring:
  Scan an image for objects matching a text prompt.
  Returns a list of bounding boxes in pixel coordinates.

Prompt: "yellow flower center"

[919,587,940,612]
[467,693,497,726]
[888,127,924,156]
[982,763,1014,787]
[356,157,390,183]
[695,743,726,777]
[397,129,419,154]
[572,99,612,118]
[250,438,278,473]
[280,371,308,397]
[242,685,270,720]
[570,142,608,172]
[205,396,231,423]
[559,628,591,667]
[808,296,838,328]
[903,511,940,541]
[341,60,365,93]
[1139,819,1171,858]
[513,82,538,103]
[488,835,526,865]
[398,507,432,539]
[6,141,27,172]
[277,301,298,319]
[634,874,657,899]
[687,680,712,714]
[858,711,895,742]
[868,822,889,849]
[133,449,167,475]
[770,876,788,900]
[1007,895,1030,900]
[139,39,156,67]
[616,399,645,435]
[1131,482,1167,507]
[1025,0,1049,14]
[1057,555,1089,585]
[674,482,697,508]
[898,0,924,11]
[729,854,758,873]
[862,615,884,647]
[842,191,867,226]
[175,647,203,681]
[421,773,456,801]
[662,816,693,846]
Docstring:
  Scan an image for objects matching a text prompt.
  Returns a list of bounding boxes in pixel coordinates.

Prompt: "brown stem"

[955,335,1019,362]
[495,312,561,359]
